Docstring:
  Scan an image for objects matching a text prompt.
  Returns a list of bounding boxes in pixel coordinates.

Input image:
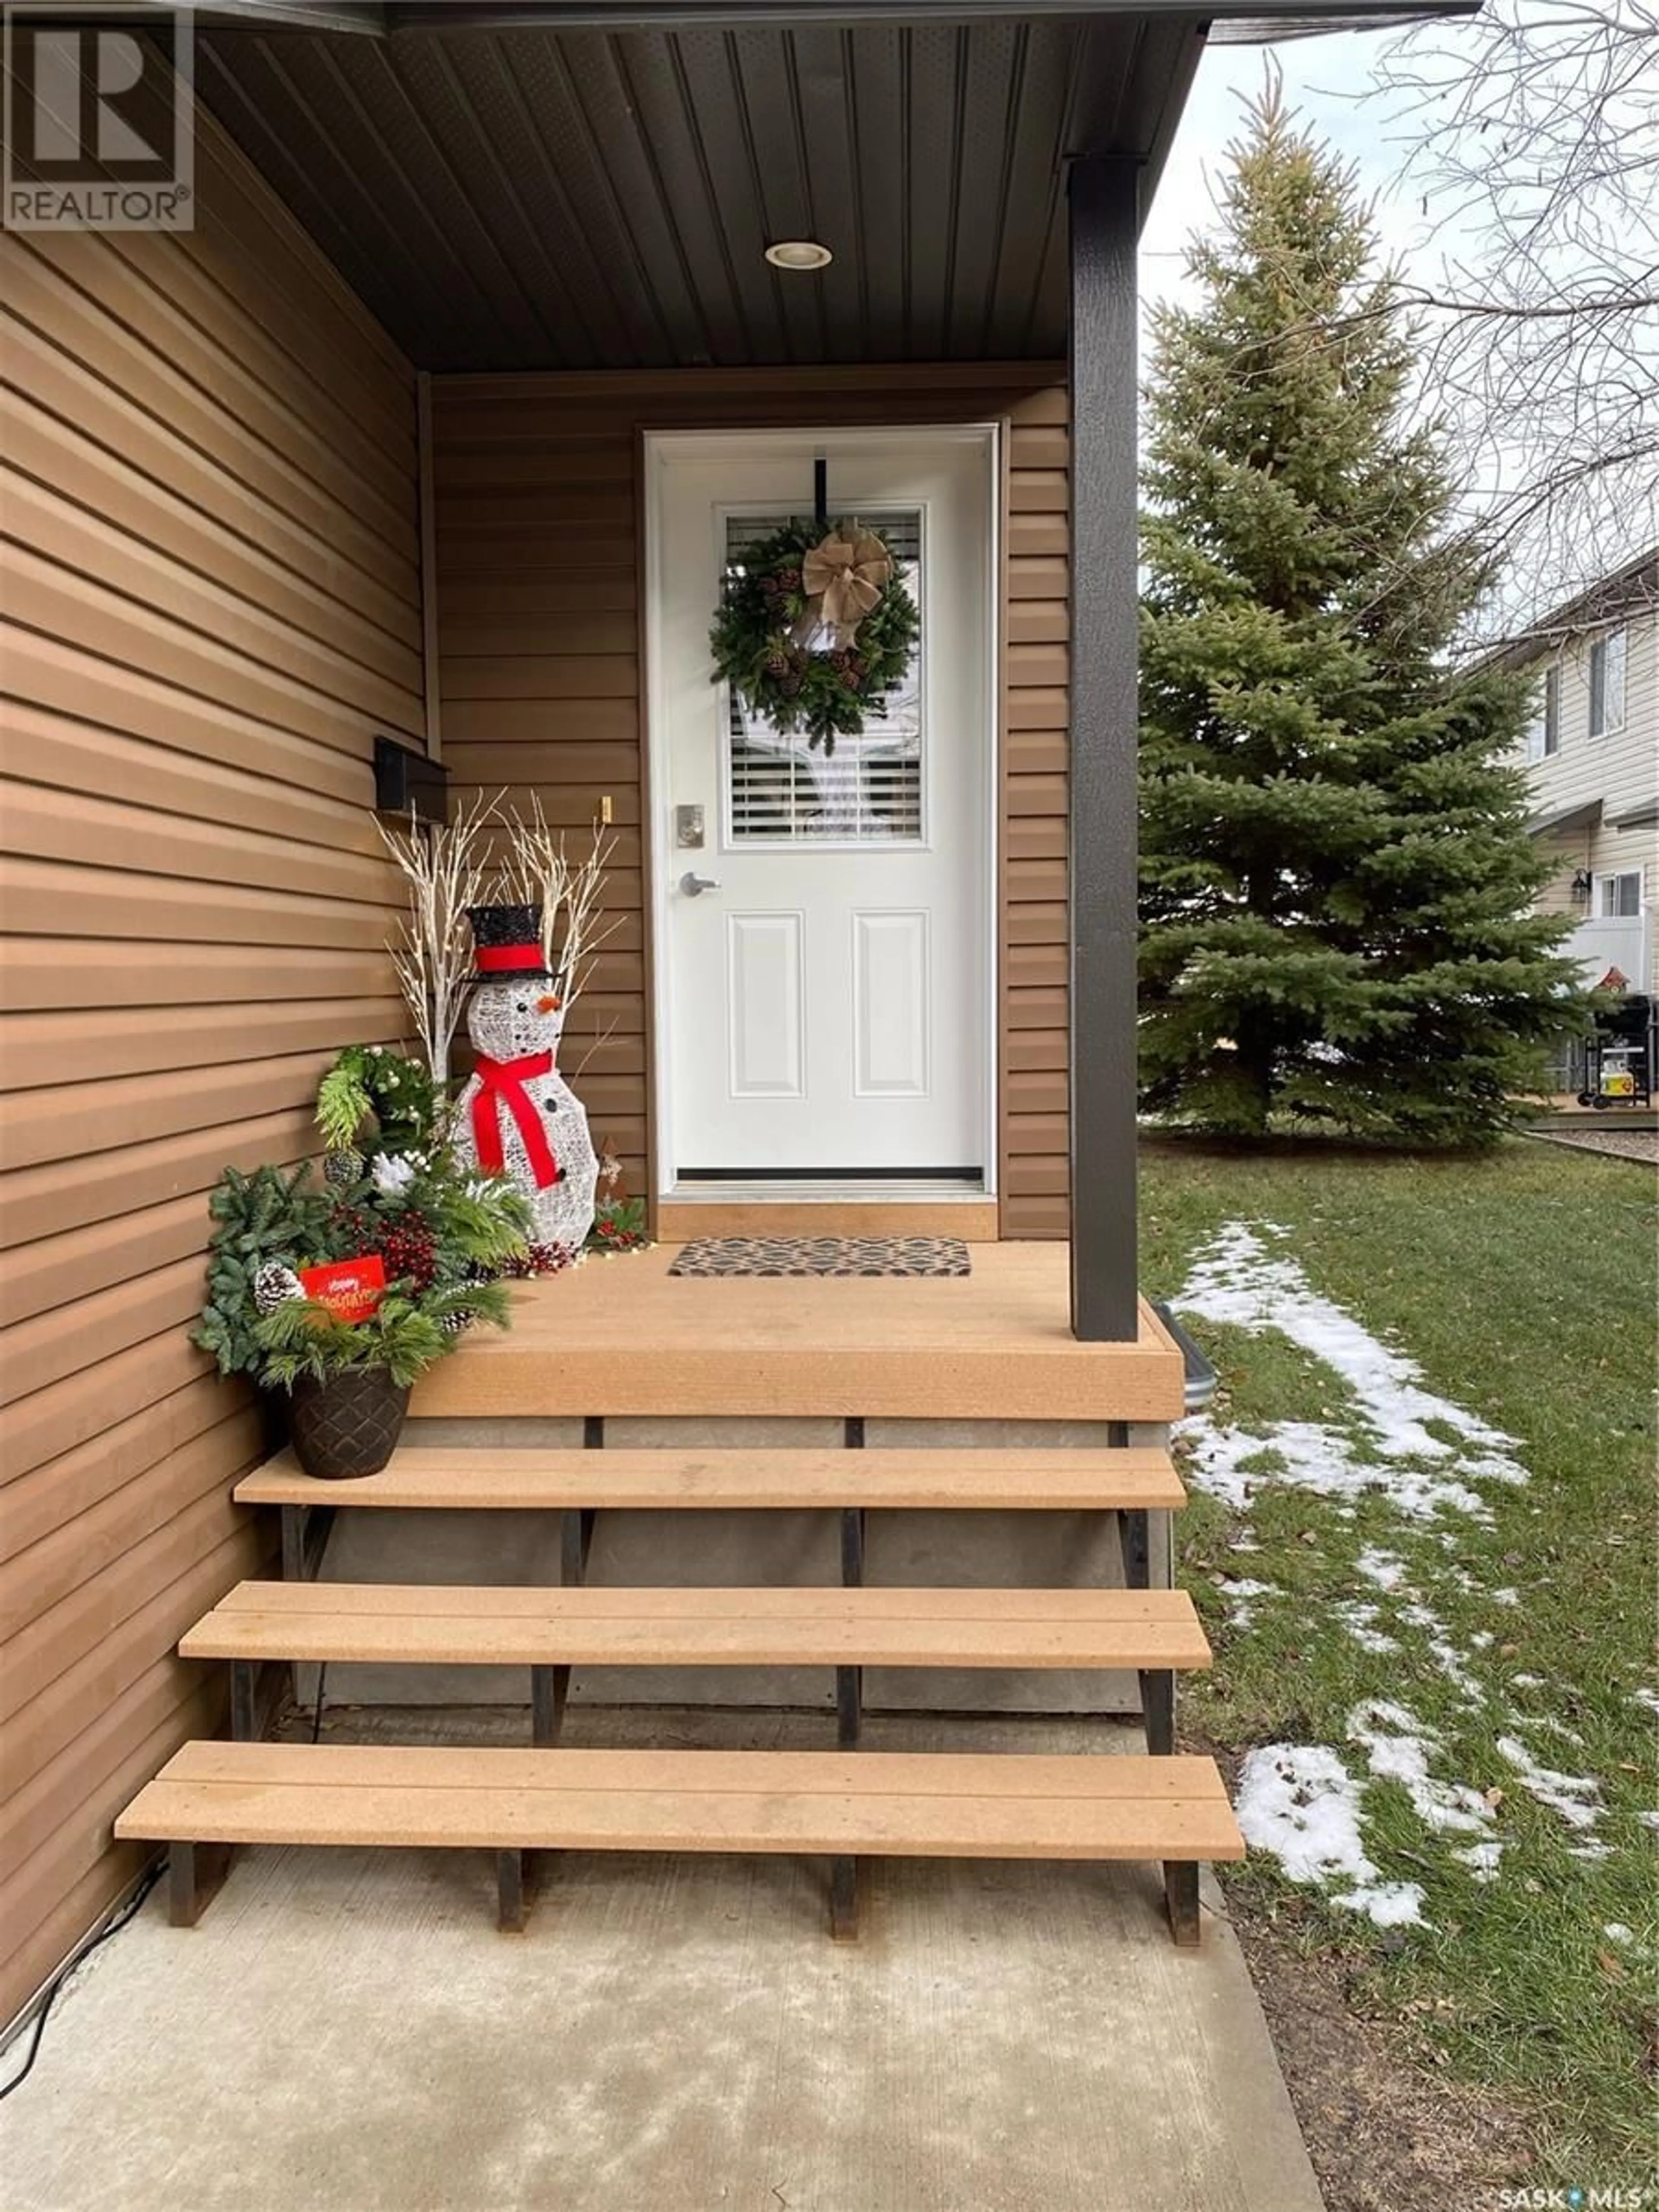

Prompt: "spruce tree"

[1138,81,1583,1147]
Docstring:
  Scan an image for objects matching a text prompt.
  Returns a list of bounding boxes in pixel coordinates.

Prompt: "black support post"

[531,1665,565,1748]
[168,1841,230,1929]
[229,1660,257,1744]
[1165,1861,1201,1947]
[496,1850,529,1932]
[1067,154,1141,1343]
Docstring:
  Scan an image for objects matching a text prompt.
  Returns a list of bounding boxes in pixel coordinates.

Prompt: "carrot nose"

[537,993,562,1014]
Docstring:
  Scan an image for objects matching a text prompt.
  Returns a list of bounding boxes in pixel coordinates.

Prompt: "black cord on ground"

[312,1659,328,1742]
[0,1859,165,2102]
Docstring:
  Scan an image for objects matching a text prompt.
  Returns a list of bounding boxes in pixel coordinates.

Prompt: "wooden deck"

[412,1243,1185,1422]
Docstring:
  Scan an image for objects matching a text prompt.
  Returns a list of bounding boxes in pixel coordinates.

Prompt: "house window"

[1588,628,1627,737]
[1524,663,1561,762]
[721,507,924,848]
[1596,871,1643,919]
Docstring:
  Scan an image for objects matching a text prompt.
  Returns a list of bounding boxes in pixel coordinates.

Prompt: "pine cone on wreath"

[253,1260,305,1315]
[323,1148,364,1190]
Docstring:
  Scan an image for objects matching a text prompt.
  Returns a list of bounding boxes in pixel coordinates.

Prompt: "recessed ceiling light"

[765,239,833,272]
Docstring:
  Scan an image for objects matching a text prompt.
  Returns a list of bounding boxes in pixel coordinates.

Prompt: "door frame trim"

[642,423,1001,1200]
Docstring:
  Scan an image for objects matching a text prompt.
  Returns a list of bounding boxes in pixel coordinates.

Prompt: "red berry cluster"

[594,1218,645,1249]
[379,1214,438,1291]
[501,1242,575,1278]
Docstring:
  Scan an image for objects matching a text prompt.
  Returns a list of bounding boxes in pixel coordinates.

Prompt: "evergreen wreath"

[709,517,920,753]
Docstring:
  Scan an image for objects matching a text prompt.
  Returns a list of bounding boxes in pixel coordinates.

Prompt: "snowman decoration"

[453,902,598,1255]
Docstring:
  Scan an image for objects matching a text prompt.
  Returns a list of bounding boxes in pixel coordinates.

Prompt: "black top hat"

[468,902,555,984]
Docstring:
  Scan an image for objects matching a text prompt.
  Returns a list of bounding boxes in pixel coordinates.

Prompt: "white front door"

[648,430,994,1182]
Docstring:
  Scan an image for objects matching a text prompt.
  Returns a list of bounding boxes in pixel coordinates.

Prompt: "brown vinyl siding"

[431,366,1071,1236]
[0,108,423,2024]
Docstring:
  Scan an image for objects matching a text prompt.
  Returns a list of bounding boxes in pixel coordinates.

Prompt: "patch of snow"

[1510,1672,1544,1688]
[1632,1688,1659,1718]
[1236,1744,1370,1885]
[1173,1225,1528,1510]
[1175,1414,1493,1522]
[1236,1744,1424,1925]
[1334,1881,1426,1927]
[1217,1576,1274,1627]
[1355,1546,1409,1591]
[1490,1588,1520,1607]
[1469,1630,1494,1650]
[1453,1841,1503,1881]
[1604,1923,1634,1944]
[1497,1734,1603,1832]
[1335,1599,1400,1655]
[1347,1701,1495,1837]
[1637,1812,1659,1832]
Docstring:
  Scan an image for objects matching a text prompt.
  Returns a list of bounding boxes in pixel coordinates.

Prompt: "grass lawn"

[1139,1137,1657,2191]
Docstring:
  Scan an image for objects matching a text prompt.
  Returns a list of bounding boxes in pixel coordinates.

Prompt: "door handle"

[680,871,722,897]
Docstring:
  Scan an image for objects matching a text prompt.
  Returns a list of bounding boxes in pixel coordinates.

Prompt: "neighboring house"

[1504,551,1659,995]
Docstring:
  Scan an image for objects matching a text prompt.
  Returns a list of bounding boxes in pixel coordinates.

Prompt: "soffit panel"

[195,13,1201,369]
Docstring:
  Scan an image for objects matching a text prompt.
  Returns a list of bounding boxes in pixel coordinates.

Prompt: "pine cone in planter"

[253,1260,305,1315]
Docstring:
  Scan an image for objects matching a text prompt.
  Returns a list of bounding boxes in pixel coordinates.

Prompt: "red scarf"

[471,1051,559,1189]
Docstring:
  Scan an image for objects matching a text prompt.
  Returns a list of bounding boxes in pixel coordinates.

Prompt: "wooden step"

[236,1444,1185,1514]
[181,1580,1212,1671]
[117,1741,1243,1942]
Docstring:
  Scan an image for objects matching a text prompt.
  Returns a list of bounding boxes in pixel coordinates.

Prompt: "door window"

[722,507,924,849]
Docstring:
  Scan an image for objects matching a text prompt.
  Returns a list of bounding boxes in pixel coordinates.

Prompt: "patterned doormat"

[669,1235,972,1278]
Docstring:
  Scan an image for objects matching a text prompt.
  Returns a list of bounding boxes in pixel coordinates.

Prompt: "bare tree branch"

[1370,0,1659,636]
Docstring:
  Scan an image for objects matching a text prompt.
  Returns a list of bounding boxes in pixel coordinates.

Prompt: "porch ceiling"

[192,9,1211,369]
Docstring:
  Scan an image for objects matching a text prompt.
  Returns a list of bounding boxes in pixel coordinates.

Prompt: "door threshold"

[670,1179,986,1203]
[658,1182,999,1242]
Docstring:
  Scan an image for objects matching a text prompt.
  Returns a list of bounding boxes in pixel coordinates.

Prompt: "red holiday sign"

[298,1255,386,1324]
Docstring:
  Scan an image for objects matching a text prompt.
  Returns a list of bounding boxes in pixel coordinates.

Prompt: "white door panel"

[651,435,993,1179]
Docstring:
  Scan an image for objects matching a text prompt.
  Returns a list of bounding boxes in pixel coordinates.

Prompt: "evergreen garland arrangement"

[253,1284,509,1390]
[195,1164,330,1379]
[195,1144,533,1389]
[1137,84,1586,1147]
[316,1045,440,1155]
[709,518,919,753]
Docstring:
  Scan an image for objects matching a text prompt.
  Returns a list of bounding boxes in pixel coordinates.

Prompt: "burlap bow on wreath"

[795,526,895,647]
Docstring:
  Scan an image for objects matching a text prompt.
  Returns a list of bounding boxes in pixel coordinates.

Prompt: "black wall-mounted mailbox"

[374,735,449,821]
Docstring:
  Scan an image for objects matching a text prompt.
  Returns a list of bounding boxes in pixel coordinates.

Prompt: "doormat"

[669,1235,972,1278]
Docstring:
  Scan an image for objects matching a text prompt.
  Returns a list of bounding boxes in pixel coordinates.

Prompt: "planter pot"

[287,1369,410,1480]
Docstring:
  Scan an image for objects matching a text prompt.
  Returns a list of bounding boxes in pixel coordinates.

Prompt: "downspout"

[417,369,442,762]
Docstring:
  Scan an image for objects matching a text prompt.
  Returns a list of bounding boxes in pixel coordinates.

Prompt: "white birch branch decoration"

[502,799,620,1008]
[378,793,500,1097]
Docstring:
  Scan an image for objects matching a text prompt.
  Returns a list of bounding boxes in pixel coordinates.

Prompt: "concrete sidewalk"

[0,1712,1323,2212]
